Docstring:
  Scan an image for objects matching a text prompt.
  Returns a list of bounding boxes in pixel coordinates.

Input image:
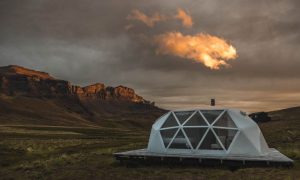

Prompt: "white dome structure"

[114,108,293,167]
[148,109,270,156]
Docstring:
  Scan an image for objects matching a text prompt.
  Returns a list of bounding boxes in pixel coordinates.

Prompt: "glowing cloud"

[126,9,166,27]
[154,32,238,69]
[175,9,193,28]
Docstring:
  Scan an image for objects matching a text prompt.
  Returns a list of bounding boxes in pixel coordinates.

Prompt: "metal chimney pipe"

[211,99,215,106]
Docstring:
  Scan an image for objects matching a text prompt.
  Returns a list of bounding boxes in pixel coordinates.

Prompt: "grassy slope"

[0,107,299,179]
[0,95,95,127]
[0,95,165,130]
[261,107,300,160]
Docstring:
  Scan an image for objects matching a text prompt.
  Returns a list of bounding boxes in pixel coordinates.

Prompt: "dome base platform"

[114,148,293,168]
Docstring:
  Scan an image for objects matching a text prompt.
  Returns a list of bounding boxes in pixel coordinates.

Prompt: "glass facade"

[159,110,239,151]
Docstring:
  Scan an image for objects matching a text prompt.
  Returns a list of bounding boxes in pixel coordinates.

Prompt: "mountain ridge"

[0,65,152,104]
[0,65,165,129]
[0,65,55,80]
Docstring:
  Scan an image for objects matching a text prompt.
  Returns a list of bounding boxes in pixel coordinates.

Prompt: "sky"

[1,0,300,112]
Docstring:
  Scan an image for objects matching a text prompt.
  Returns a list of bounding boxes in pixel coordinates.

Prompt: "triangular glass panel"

[160,128,178,148]
[169,129,191,149]
[201,110,223,124]
[161,113,179,128]
[183,128,207,149]
[213,111,237,128]
[213,128,238,150]
[184,111,207,126]
[174,111,194,124]
[199,129,223,150]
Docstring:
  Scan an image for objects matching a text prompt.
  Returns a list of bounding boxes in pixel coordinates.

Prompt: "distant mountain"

[0,65,165,129]
[0,65,151,104]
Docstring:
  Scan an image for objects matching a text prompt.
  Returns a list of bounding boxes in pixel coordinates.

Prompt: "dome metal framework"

[148,108,272,156]
[114,108,294,167]
[159,110,239,152]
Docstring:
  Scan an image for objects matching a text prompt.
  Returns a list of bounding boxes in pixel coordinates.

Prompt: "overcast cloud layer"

[1,0,300,112]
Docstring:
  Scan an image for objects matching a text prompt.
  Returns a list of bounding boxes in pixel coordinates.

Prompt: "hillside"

[0,65,165,129]
[0,65,299,179]
[259,107,300,150]
[0,106,299,179]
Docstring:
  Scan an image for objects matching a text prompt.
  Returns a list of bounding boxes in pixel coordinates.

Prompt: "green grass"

[0,124,299,180]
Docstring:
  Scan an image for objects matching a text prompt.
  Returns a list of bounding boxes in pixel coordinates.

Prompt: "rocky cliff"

[0,65,164,128]
[0,65,152,105]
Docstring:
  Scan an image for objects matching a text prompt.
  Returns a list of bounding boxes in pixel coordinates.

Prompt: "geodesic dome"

[147,109,270,156]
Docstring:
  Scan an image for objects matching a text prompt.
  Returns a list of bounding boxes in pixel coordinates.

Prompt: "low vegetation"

[0,116,299,180]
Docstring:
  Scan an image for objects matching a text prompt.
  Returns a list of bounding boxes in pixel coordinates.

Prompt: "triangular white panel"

[228,131,260,155]
[259,131,270,154]
[147,129,165,152]
[241,124,261,152]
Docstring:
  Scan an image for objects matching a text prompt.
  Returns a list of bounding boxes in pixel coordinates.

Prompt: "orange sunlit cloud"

[175,9,193,28]
[126,9,167,27]
[154,32,238,69]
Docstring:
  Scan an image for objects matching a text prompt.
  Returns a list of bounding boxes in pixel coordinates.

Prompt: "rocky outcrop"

[0,65,152,105]
[0,65,70,97]
[73,83,105,98]
[0,65,54,80]
[71,84,148,103]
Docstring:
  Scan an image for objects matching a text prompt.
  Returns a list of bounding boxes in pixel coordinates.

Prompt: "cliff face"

[0,65,54,80]
[0,65,151,104]
[0,65,70,97]
[71,83,147,103]
[0,65,165,128]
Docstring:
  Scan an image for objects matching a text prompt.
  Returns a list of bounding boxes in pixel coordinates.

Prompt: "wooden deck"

[114,148,294,167]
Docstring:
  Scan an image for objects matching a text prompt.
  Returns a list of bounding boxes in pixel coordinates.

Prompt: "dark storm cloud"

[1,0,300,112]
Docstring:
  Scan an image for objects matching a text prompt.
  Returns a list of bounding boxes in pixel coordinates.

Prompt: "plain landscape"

[1,0,300,179]
[0,65,299,179]
[0,109,299,179]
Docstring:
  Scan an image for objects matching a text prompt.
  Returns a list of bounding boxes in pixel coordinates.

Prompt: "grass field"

[0,120,299,180]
